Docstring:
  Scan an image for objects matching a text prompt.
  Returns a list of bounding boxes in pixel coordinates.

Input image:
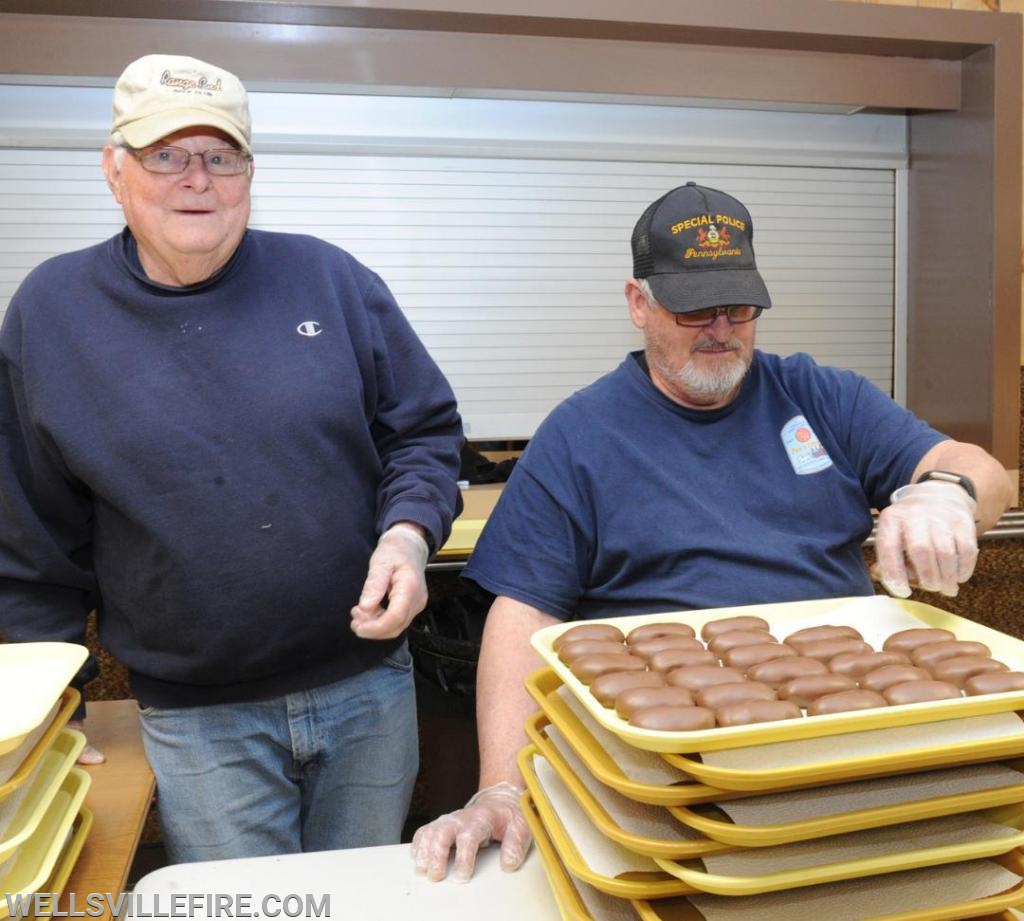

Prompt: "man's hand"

[66,719,106,764]
[874,481,978,598]
[411,781,532,883]
[350,523,430,639]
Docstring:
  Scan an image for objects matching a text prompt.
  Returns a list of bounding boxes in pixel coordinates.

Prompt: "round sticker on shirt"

[780,415,833,475]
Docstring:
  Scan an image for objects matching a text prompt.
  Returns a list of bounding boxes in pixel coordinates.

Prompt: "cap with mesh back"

[631,182,771,314]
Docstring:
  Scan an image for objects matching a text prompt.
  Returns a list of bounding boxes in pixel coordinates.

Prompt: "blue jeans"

[138,645,418,864]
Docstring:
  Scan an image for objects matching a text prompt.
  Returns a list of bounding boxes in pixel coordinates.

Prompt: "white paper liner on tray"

[699,711,1024,772]
[534,597,1024,754]
[534,754,664,878]
[577,880,640,921]
[529,795,642,921]
[0,782,33,844]
[713,762,1024,827]
[684,858,1023,921]
[0,701,59,787]
[557,688,691,787]
[692,812,1022,878]
[546,723,706,843]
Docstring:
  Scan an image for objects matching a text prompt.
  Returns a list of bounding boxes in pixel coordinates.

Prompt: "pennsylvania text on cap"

[631,181,772,314]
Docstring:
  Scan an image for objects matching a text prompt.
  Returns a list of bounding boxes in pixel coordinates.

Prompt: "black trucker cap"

[631,182,772,314]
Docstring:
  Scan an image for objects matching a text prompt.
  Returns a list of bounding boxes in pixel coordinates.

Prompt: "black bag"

[408,592,490,696]
[460,441,518,484]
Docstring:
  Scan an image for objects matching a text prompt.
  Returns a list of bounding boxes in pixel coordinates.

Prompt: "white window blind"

[249,156,895,437]
[0,149,894,438]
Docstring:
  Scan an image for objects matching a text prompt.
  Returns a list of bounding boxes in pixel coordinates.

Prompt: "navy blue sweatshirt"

[0,228,463,707]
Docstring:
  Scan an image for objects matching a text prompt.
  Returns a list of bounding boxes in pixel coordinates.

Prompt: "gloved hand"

[66,719,106,764]
[351,523,430,639]
[411,781,532,883]
[873,481,978,598]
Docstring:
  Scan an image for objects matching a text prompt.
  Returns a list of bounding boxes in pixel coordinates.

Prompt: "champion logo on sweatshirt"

[297,321,322,337]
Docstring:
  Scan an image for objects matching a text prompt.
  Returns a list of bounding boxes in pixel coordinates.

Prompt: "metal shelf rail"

[428,511,1024,570]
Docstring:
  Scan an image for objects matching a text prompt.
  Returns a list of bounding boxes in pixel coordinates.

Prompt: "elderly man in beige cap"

[102,54,255,288]
[0,54,464,862]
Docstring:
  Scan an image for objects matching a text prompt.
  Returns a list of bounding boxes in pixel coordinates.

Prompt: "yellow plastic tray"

[530,666,1024,798]
[526,668,731,806]
[652,806,1024,896]
[633,899,1024,921]
[531,597,1024,753]
[668,760,1024,847]
[519,745,695,900]
[0,768,91,920]
[0,644,88,757]
[0,730,86,863]
[660,719,1024,792]
[522,797,600,921]
[0,689,79,801]
[632,852,1024,921]
[526,711,734,860]
[436,519,486,558]
[39,806,94,902]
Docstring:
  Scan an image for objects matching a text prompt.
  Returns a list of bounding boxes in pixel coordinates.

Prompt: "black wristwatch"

[915,470,977,502]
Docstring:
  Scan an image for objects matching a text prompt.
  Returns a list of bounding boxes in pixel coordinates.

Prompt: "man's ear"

[625,279,652,330]
[101,145,124,203]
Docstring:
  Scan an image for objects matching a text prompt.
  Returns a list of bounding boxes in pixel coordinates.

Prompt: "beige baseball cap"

[112,54,251,154]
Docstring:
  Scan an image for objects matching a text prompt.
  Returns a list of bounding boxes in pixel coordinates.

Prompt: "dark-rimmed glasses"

[127,145,252,176]
[673,305,763,327]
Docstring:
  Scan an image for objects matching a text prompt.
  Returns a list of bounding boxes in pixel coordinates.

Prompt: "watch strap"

[914,470,977,502]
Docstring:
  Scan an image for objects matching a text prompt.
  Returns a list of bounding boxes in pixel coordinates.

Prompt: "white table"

[133,843,562,921]
[134,841,1024,921]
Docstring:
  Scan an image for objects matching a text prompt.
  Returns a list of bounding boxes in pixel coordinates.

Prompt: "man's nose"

[705,312,736,336]
[181,155,213,188]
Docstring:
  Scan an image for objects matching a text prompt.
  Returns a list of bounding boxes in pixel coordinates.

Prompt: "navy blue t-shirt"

[464,350,945,619]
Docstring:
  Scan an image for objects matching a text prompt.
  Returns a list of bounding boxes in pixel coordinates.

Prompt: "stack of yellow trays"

[520,596,1024,921]
[0,643,94,919]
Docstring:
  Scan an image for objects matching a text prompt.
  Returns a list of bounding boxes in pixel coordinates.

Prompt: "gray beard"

[653,350,750,404]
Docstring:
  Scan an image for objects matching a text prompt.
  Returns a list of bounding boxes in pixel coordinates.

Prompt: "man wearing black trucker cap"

[410,182,1012,882]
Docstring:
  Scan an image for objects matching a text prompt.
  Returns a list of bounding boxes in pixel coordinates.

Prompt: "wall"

[847,0,1024,499]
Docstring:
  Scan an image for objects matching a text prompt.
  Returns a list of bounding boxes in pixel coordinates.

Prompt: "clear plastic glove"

[411,781,532,883]
[873,481,978,598]
[66,719,106,764]
[351,523,430,639]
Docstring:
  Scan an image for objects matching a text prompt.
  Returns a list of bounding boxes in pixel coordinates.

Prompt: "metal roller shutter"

[0,91,900,438]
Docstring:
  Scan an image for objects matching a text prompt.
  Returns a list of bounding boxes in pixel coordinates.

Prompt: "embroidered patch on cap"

[674,213,746,264]
[780,415,833,475]
[630,182,772,315]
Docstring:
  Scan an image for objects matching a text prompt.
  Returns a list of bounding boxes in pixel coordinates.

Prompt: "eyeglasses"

[673,305,763,327]
[127,145,252,176]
